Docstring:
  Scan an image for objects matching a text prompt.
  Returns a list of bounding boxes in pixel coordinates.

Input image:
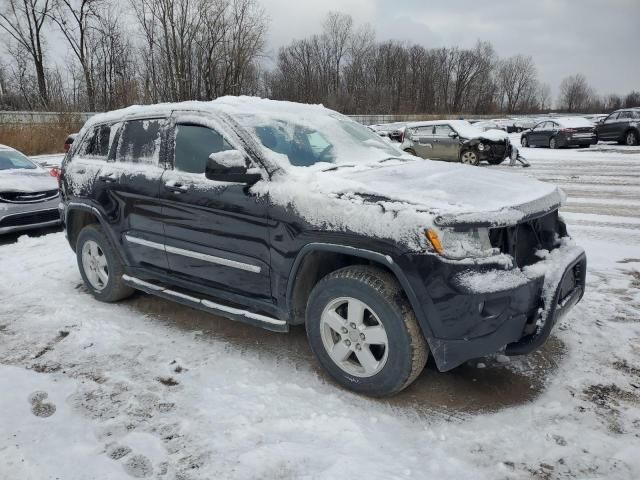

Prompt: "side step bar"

[122,275,288,333]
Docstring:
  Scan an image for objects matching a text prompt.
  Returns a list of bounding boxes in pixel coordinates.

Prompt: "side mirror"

[205,150,261,184]
[448,131,458,138]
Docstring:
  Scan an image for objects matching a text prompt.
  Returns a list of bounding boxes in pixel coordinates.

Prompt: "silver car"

[0,144,61,234]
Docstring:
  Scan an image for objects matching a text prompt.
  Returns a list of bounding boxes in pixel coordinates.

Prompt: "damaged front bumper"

[399,241,586,371]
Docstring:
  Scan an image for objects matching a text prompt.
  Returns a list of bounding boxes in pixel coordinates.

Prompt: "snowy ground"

[1,143,639,479]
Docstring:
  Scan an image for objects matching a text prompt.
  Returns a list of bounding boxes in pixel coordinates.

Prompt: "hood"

[0,168,58,193]
[323,159,562,227]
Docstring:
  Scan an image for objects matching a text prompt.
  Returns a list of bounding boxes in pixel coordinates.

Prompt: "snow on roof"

[555,117,594,128]
[405,120,508,141]
[84,96,334,128]
[0,144,16,151]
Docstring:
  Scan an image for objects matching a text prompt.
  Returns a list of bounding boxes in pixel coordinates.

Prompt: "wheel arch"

[286,243,431,336]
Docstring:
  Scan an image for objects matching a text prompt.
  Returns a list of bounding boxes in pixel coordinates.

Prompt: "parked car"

[369,122,406,142]
[401,120,514,165]
[64,133,78,153]
[0,144,61,234]
[520,117,597,149]
[513,117,539,132]
[60,98,586,396]
[473,120,506,132]
[595,108,640,145]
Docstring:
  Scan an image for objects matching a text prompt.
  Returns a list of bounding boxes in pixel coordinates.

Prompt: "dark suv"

[595,108,640,145]
[60,98,586,396]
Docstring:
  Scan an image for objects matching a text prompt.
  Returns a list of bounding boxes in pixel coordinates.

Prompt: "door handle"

[164,182,190,193]
[97,173,116,183]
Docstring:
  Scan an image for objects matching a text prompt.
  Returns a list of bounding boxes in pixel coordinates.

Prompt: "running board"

[122,275,288,333]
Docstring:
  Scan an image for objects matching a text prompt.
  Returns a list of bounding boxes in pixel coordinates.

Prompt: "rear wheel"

[76,224,134,302]
[625,130,638,146]
[549,137,558,149]
[306,266,428,396]
[460,149,479,166]
[521,136,528,148]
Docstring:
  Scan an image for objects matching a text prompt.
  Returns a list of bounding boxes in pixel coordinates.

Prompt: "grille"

[0,189,59,203]
[489,210,565,268]
[0,209,60,228]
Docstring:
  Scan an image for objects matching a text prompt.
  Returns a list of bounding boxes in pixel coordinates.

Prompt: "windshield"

[0,150,37,170]
[241,113,405,168]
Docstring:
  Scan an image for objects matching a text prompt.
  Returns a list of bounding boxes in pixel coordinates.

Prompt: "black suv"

[60,98,586,396]
[595,107,640,145]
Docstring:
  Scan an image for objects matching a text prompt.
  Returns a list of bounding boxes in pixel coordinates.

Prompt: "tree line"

[1,2,638,115]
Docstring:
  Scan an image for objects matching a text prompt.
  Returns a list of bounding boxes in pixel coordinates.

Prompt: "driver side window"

[433,124,453,136]
[174,124,232,174]
[606,113,619,123]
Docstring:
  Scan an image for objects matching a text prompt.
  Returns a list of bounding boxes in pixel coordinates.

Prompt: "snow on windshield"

[213,97,407,169]
[0,149,37,170]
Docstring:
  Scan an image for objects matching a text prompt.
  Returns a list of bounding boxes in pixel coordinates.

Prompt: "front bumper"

[0,196,61,234]
[399,243,586,371]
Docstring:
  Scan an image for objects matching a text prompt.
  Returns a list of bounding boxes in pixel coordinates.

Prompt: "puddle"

[126,292,565,417]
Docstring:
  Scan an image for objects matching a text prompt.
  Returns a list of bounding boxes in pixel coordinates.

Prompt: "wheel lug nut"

[350,323,356,329]
[341,327,348,334]
[355,344,362,351]
[345,340,351,346]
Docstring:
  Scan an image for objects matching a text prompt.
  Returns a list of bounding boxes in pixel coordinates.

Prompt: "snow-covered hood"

[472,128,509,142]
[321,159,561,226]
[0,168,58,193]
[256,159,563,251]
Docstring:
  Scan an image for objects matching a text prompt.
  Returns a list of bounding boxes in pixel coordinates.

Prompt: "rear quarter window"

[78,124,115,159]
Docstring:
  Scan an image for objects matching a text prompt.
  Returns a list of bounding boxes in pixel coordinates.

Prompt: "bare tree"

[624,91,640,108]
[558,73,593,112]
[0,0,54,106]
[50,0,105,111]
[496,55,537,113]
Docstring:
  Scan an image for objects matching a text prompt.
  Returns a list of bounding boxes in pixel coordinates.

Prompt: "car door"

[599,112,619,140]
[158,113,272,302]
[528,122,544,146]
[96,117,170,272]
[431,124,459,161]
[411,126,436,158]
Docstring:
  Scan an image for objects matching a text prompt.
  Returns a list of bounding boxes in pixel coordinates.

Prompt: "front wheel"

[549,137,558,149]
[76,224,134,302]
[306,266,428,396]
[460,149,479,166]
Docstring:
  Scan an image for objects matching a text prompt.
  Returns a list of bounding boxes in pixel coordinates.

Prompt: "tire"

[521,136,528,148]
[460,149,479,166]
[306,266,428,397]
[625,130,638,146]
[487,157,505,165]
[76,224,134,303]
[404,148,417,156]
[549,137,558,149]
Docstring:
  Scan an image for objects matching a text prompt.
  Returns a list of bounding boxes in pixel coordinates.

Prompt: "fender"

[63,201,126,263]
[286,242,434,337]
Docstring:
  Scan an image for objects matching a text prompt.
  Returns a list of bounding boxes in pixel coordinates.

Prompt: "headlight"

[477,143,486,151]
[425,227,498,259]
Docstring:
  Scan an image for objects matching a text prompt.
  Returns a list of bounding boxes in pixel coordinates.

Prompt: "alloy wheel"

[626,131,638,146]
[461,151,478,165]
[319,297,389,378]
[81,240,109,291]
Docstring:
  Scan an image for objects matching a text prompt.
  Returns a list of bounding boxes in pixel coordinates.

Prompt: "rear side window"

[116,119,166,165]
[174,124,232,174]
[619,111,633,120]
[80,124,113,159]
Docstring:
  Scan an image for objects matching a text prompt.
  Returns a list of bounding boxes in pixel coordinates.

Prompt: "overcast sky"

[261,0,640,98]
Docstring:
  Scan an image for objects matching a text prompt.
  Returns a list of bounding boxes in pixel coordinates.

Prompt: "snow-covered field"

[1,143,639,479]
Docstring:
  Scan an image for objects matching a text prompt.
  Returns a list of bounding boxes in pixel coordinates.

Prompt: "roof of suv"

[83,96,335,130]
